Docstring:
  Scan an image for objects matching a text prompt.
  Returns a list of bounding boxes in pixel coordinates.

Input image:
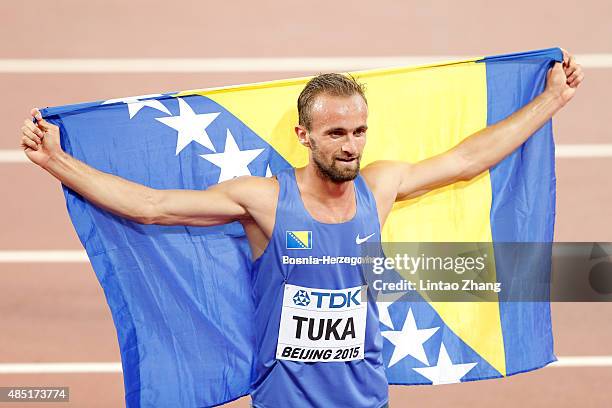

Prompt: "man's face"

[297,93,368,183]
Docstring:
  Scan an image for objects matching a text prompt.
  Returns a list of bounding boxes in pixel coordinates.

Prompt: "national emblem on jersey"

[286,231,312,250]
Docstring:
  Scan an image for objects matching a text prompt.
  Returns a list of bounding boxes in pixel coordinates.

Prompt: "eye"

[355,128,367,137]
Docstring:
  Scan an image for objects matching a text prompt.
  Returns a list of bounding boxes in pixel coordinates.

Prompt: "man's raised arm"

[20,109,259,226]
[364,49,584,205]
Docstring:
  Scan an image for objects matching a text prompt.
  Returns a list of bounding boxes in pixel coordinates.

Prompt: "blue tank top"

[250,168,388,408]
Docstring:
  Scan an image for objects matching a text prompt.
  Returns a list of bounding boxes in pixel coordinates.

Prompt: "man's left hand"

[545,48,584,107]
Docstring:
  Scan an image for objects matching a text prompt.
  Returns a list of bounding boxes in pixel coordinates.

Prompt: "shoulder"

[360,160,410,194]
[214,175,279,204]
[216,176,280,223]
[360,161,412,225]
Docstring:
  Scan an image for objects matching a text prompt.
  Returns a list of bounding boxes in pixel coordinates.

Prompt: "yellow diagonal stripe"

[291,231,311,248]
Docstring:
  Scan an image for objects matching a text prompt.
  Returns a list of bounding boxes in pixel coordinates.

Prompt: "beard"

[310,137,361,183]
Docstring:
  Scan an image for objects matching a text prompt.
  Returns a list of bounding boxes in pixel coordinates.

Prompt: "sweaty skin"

[20,50,583,260]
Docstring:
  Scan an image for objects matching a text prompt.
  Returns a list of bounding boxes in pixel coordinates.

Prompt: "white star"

[155,98,220,154]
[265,164,272,177]
[102,94,171,119]
[381,308,439,367]
[376,291,405,329]
[413,343,477,385]
[200,129,265,183]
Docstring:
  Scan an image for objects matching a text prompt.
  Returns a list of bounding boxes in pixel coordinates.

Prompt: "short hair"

[297,73,367,130]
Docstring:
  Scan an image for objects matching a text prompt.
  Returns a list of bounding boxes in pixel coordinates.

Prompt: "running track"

[1,1,611,406]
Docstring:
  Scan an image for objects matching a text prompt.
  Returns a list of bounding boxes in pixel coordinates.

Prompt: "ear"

[295,125,310,147]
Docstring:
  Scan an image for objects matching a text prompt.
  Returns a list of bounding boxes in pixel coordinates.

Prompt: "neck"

[297,163,353,201]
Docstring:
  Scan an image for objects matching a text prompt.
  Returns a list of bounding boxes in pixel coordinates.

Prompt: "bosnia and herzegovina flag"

[42,47,560,407]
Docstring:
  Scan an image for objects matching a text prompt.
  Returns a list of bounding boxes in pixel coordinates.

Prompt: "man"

[20,50,583,407]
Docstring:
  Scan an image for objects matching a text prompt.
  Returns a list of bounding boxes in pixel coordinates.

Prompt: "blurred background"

[1,1,610,406]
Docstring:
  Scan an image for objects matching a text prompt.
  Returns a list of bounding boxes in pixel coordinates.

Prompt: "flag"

[42,47,561,407]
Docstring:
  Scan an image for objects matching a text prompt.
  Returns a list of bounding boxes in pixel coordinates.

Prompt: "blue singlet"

[250,168,388,407]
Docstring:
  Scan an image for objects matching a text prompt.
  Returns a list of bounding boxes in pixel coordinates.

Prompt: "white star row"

[156,98,219,154]
[382,308,439,366]
[413,343,478,385]
[200,129,264,182]
[102,93,170,119]
[103,94,219,154]
[378,296,477,384]
[103,95,274,183]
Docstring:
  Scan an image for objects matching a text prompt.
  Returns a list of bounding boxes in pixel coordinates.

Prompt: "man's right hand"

[20,108,63,169]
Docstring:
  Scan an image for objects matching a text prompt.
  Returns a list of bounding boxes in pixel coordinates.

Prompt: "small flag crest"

[286,231,312,249]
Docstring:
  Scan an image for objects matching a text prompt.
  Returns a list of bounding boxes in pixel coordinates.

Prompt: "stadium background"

[1,1,610,406]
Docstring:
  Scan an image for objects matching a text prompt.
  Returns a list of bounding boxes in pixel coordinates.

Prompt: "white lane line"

[551,356,612,367]
[0,54,610,73]
[0,150,29,163]
[0,363,121,374]
[0,357,610,373]
[555,144,612,158]
[0,250,88,263]
[577,54,612,68]
[0,56,469,73]
[3,145,612,165]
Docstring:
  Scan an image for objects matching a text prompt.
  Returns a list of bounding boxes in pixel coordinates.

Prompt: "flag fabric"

[42,47,561,407]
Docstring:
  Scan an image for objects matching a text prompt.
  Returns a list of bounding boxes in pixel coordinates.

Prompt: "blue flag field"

[42,47,560,407]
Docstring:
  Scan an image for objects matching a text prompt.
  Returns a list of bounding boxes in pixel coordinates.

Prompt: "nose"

[341,134,358,157]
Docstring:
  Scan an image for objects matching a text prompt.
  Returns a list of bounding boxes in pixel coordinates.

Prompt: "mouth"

[335,157,357,163]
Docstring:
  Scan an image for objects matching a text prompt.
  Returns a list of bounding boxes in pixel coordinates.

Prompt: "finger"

[560,48,569,66]
[567,69,581,83]
[23,119,44,138]
[569,72,584,88]
[567,64,582,81]
[36,117,50,131]
[568,73,583,88]
[20,140,31,151]
[31,108,52,130]
[565,55,576,74]
[21,135,38,150]
[21,126,42,144]
[31,108,43,122]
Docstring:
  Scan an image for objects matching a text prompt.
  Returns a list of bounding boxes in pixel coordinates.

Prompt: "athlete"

[20,50,583,407]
